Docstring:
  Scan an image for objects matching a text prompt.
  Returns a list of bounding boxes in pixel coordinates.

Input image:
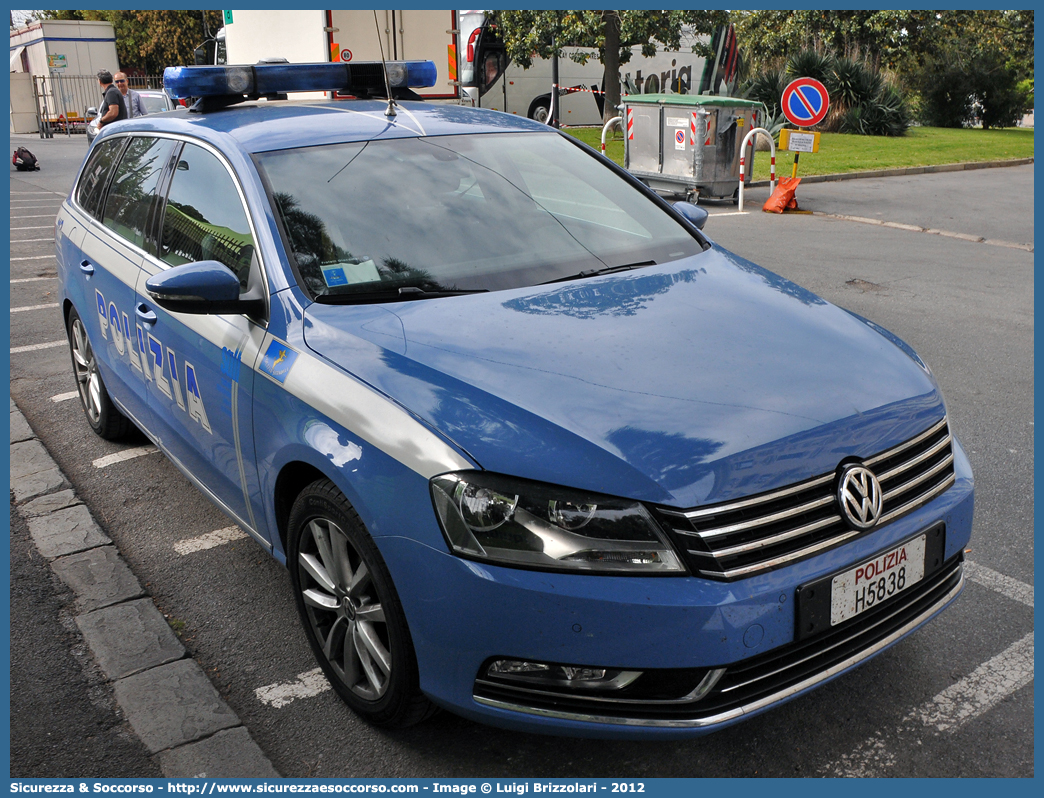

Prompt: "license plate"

[830,534,926,625]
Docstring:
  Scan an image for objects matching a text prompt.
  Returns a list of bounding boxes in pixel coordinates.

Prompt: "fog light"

[486,659,642,691]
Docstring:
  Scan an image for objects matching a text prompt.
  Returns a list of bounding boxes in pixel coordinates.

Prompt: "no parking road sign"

[782,78,830,127]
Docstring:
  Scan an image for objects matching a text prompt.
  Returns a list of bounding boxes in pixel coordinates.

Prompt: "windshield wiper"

[315,286,489,305]
[540,261,656,285]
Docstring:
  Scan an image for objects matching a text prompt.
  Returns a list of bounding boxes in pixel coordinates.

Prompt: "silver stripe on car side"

[258,333,474,479]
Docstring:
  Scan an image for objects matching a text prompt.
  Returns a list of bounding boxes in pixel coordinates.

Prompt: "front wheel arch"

[287,478,438,727]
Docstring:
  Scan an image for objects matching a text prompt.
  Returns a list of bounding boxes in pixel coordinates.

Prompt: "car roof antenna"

[373,10,396,118]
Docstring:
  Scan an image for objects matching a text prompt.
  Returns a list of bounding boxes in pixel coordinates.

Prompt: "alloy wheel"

[297,517,392,700]
[70,317,102,425]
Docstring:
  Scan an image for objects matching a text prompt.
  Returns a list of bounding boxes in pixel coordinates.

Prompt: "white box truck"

[218,9,473,101]
[202,11,728,125]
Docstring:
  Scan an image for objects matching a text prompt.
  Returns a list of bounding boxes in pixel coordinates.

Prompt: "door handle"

[135,303,157,326]
[79,259,95,276]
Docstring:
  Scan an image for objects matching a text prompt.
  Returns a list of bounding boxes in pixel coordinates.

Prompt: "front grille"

[473,555,964,726]
[654,418,956,580]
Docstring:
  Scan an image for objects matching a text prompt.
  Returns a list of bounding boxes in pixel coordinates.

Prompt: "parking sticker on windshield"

[260,339,299,384]
[321,258,380,287]
[322,266,349,287]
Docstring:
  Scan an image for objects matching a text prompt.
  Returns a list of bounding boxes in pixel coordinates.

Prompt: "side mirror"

[86,107,97,119]
[673,201,709,230]
[193,40,216,66]
[145,261,265,317]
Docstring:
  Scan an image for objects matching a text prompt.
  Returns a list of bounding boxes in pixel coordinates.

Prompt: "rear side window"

[159,143,255,288]
[76,138,125,219]
[102,136,176,250]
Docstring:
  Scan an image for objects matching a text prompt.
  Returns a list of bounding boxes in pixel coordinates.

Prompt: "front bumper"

[378,437,973,738]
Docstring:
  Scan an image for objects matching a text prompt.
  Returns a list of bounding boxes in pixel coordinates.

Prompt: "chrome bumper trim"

[473,565,964,729]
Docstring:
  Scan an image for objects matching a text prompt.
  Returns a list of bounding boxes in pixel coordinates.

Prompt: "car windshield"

[141,94,169,114]
[255,131,703,300]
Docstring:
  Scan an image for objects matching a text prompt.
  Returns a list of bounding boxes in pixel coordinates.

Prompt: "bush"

[785,51,832,85]
[839,85,911,136]
[743,50,910,137]
[914,49,1029,129]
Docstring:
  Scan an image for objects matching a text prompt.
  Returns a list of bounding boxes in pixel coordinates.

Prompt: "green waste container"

[623,94,767,203]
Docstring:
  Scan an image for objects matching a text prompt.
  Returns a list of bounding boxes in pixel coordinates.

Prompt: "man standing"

[115,71,148,118]
[96,69,127,130]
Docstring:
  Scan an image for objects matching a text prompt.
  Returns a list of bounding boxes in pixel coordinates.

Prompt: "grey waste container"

[623,94,767,203]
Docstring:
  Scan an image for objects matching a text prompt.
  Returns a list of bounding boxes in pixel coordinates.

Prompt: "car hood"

[302,246,944,508]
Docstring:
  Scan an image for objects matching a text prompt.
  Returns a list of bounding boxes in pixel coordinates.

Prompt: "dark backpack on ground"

[12,147,40,171]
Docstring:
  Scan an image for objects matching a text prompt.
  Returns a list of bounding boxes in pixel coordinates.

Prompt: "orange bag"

[762,176,801,213]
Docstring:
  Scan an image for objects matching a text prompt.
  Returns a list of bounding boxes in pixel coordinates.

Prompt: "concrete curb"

[10,396,280,779]
[747,157,1034,188]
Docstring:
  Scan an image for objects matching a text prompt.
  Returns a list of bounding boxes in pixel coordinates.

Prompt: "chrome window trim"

[71,131,272,324]
[473,568,963,728]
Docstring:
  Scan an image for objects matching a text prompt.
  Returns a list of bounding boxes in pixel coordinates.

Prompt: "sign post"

[780,77,829,178]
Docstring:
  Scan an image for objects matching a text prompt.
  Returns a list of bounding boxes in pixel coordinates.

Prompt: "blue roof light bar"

[163,61,438,101]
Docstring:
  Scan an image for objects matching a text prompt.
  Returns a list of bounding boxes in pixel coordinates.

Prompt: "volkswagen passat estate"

[54,60,973,737]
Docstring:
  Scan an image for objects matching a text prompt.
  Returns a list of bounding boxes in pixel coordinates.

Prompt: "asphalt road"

[9,134,1034,778]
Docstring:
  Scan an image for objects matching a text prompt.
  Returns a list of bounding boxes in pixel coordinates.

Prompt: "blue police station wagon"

[55,60,973,737]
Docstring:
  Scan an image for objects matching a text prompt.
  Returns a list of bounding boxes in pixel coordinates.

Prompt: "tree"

[734,10,1033,90]
[44,10,223,74]
[491,10,728,124]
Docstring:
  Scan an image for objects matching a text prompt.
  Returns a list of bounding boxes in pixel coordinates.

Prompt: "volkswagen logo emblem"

[838,464,884,530]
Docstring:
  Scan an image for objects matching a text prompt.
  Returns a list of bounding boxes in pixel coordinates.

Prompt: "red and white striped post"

[738,127,776,213]
[601,116,622,156]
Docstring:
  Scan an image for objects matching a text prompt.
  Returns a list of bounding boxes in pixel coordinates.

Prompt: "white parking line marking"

[708,211,750,217]
[829,737,896,778]
[11,214,61,219]
[92,445,159,469]
[174,526,249,556]
[10,225,55,230]
[828,632,1035,776]
[11,303,59,313]
[964,561,1033,606]
[10,238,55,243]
[10,277,56,284]
[912,632,1034,732]
[255,668,331,708]
[51,391,79,403]
[11,340,65,353]
[10,255,55,261]
[10,191,60,195]
[822,563,1035,776]
[9,204,62,209]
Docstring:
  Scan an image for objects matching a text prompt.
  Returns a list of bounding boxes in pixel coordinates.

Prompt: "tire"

[528,96,551,124]
[66,307,134,440]
[288,479,437,728]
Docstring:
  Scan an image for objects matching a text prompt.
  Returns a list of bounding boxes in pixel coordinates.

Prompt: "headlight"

[430,472,685,574]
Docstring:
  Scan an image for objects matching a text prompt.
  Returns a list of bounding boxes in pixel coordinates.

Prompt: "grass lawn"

[565,125,1034,181]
